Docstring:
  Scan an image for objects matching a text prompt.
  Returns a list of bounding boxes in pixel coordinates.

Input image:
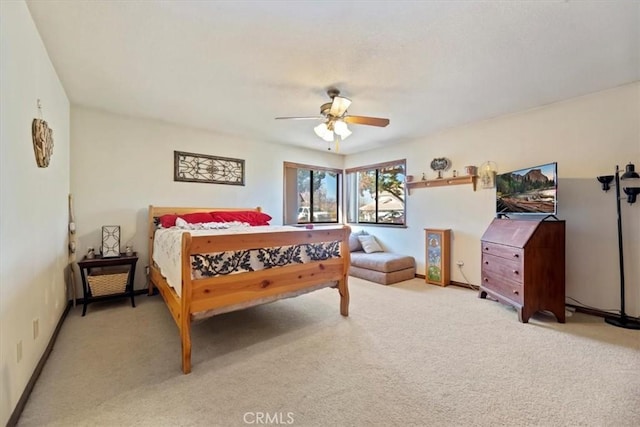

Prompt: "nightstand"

[77,253,138,316]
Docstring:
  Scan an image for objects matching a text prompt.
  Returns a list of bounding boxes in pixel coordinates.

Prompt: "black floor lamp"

[596,162,640,330]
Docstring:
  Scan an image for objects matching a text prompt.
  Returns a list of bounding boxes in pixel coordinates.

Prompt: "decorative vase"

[464,165,477,176]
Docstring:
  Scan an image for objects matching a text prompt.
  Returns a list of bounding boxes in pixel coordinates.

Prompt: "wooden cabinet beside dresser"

[479,218,565,323]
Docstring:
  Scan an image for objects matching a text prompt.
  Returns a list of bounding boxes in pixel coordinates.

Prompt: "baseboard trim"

[6,301,72,427]
[565,303,631,320]
[416,273,633,321]
[450,280,479,290]
[566,304,606,318]
[414,274,478,290]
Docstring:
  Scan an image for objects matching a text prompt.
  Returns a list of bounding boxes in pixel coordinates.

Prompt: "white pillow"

[358,235,383,253]
[174,218,248,230]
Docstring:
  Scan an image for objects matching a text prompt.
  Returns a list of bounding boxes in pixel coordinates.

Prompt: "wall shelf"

[407,175,477,194]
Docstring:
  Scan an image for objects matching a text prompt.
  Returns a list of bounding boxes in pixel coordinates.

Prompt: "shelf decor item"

[101,225,121,258]
[430,157,451,179]
[479,161,497,189]
[424,229,451,286]
[464,165,477,176]
[595,162,640,330]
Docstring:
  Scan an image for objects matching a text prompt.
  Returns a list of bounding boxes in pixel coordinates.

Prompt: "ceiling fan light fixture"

[329,96,352,117]
[314,122,334,141]
[314,122,329,138]
[333,120,351,139]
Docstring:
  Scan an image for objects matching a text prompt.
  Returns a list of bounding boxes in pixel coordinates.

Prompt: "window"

[346,160,406,225]
[283,162,342,225]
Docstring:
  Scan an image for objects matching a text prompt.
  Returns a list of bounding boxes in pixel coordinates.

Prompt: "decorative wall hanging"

[32,99,54,168]
[101,225,121,258]
[174,150,245,185]
[68,194,77,306]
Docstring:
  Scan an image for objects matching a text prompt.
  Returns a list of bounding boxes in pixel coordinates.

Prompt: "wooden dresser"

[479,218,565,323]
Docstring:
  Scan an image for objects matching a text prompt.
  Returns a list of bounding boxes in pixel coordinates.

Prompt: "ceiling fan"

[276,89,390,150]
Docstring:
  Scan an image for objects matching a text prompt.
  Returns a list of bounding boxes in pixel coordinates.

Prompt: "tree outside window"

[297,169,339,223]
[284,162,341,225]
[347,160,406,225]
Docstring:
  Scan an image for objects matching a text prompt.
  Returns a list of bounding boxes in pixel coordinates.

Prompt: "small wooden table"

[77,253,138,316]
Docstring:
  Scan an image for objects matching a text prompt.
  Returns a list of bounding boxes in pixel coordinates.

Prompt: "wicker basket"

[87,269,128,297]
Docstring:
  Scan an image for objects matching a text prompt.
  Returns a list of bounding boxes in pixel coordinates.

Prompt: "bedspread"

[153,225,342,297]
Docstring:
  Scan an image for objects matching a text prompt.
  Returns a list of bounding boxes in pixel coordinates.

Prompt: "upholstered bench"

[348,233,416,285]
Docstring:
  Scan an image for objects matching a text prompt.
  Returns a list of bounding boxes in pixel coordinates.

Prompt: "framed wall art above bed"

[173,150,245,185]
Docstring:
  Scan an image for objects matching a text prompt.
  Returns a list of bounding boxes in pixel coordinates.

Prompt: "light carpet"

[17,278,640,426]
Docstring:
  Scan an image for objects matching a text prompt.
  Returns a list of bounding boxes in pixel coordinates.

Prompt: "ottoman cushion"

[350,251,415,273]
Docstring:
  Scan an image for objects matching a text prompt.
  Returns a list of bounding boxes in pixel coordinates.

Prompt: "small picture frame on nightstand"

[101,225,120,258]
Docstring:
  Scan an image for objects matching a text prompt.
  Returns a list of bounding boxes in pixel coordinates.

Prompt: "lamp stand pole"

[605,165,640,329]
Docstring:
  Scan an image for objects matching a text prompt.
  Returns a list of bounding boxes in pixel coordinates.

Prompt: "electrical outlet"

[456,260,464,267]
[33,318,39,340]
[17,341,22,363]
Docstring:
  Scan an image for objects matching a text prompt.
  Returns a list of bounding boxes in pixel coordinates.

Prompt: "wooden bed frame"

[147,206,351,374]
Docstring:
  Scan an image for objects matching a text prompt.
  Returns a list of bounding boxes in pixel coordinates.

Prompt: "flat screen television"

[496,162,557,215]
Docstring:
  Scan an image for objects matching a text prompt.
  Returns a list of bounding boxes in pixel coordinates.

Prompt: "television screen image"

[496,162,557,215]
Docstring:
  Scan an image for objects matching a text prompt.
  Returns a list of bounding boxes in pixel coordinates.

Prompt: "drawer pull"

[513,270,519,275]
[513,253,519,258]
[483,277,488,282]
[512,290,519,295]
[484,247,489,251]
[484,261,489,265]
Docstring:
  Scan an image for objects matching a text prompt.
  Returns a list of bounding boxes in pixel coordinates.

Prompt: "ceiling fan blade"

[329,96,352,117]
[344,115,390,127]
[275,116,324,121]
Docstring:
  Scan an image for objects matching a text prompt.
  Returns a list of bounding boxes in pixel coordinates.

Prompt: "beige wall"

[0,1,70,424]
[346,83,640,317]
[70,106,344,293]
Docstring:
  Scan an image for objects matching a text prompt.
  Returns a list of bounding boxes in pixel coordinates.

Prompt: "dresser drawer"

[481,268,523,304]
[481,241,523,261]
[482,254,523,284]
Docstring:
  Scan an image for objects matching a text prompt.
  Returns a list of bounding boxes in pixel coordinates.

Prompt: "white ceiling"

[26,1,639,155]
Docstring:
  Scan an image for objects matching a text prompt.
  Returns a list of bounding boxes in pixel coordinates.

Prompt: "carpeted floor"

[17,278,640,426]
